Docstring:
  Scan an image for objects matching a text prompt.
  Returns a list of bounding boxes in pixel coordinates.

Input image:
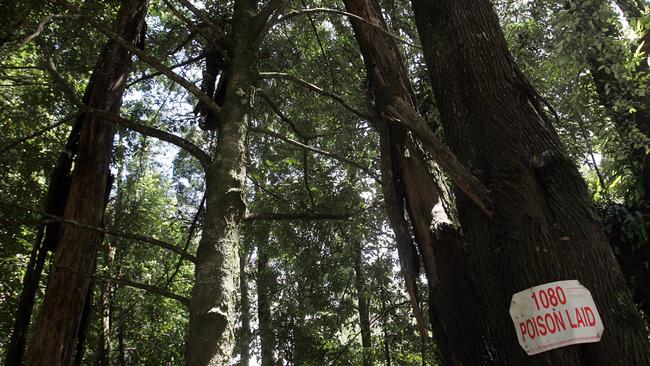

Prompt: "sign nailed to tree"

[509,280,604,355]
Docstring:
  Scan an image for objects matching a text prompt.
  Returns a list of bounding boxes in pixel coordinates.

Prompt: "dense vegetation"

[0,0,649,364]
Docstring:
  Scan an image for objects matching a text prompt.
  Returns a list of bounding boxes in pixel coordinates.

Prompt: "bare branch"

[96,276,190,306]
[173,0,227,39]
[0,14,67,56]
[83,108,211,170]
[258,0,289,25]
[0,112,77,155]
[250,126,381,182]
[56,0,223,118]
[127,54,205,87]
[44,55,211,169]
[245,202,381,221]
[0,202,197,264]
[160,0,228,59]
[277,8,420,49]
[258,91,306,139]
[259,72,371,120]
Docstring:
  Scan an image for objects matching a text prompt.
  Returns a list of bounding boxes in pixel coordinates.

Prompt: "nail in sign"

[509,280,604,355]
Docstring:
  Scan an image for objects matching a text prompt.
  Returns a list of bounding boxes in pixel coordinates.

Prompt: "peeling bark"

[344,0,480,362]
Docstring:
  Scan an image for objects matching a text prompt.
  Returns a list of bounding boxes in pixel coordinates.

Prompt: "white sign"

[509,280,604,355]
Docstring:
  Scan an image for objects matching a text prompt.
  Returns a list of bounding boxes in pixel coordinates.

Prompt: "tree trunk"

[257,235,276,366]
[95,244,115,366]
[5,120,82,366]
[26,1,148,364]
[343,0,481,363]
[184,0,267,363]
[238,244,251,366]
[95,135,125,366]
[73,282,95,366]
[411,0,650,363]
[380,290,391,366]
[353,241,372,366]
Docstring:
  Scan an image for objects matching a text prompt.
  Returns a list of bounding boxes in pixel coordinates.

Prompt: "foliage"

[1,0,650,364]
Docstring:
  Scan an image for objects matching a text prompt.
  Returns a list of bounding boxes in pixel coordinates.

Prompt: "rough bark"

[26,1,148,364]
[412,0,650,363]
[344,0,481,362]
[184,0,269,363]
[353,241,372,366]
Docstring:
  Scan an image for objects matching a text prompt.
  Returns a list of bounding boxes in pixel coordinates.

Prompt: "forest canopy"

[1,0,649,365]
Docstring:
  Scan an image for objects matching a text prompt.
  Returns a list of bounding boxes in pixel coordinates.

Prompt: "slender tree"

[237,242,252,366]
[353,240,372,366]
[257,226,276,366]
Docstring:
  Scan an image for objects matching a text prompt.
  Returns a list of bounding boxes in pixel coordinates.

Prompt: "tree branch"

[277,8,420,49]
[259,72,372,121]
[127,54,205,87]
[44,55,211,170]
[95,276,190,306]
[173,0,227,40]
[83,107,211,170]
[0,203,197,263]
[250,126,381,182]
[387,98,493,216]
[0,112,77,155]
[56,0,223,118]
[0,14,67,56]
[258,90,306,139]
[245,202,381,221]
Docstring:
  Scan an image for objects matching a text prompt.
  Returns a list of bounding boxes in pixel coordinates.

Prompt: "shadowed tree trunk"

[353,240,372,366]
[26,1,148,364]
[379,287,391,366]
[5,119,82,366]
[257,225,276,366]
[238,243,252,366]
[411,0,650,363]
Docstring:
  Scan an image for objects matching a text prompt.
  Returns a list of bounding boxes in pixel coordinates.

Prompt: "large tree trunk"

[26,1,148,364]
[353,241,372,366]
[184,0,268,363]
[411,0,650,363]
[343,0,481,363]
